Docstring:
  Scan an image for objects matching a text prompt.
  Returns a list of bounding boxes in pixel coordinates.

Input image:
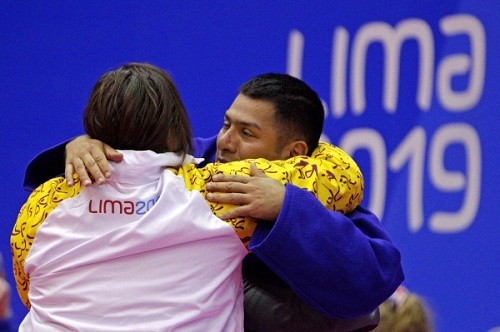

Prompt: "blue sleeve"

[23,140,69,192]
[248,184,404,319]
[192,135,217,165]
[23,135,219,192]
[0,318,12,332]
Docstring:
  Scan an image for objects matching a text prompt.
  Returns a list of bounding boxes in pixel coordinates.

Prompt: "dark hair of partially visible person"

[83,62,192,155]
[239,73,325,156]
[373,286,433,332]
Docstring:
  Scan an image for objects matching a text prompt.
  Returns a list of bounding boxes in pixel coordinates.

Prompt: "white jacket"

[20,150,246,332]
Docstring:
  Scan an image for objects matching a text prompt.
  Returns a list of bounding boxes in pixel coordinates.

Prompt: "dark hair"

[239,73,324,155]
[83,62,192,154]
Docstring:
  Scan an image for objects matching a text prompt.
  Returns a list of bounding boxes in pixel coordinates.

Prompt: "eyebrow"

[224,113,263,131]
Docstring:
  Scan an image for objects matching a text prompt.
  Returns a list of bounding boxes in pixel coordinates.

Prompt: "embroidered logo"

[88,195,160,215]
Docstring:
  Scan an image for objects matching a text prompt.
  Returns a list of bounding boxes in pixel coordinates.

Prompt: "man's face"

[216,94,287,163]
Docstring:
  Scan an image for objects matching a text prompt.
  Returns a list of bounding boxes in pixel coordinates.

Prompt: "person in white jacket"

[12,63,247,331]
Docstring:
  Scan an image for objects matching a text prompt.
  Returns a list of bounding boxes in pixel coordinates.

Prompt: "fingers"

[66,152,106,186]
[68,156,93,186]
[85,152,108,185]
[65,163,76,186]
[219,206,250,220]
[206,192,250,205]
[249,163,266,177]
[83,143,123,184]
[206,181,249,194]
[104,144,124,162]
[65,136,116,186]
[206,166,283,221]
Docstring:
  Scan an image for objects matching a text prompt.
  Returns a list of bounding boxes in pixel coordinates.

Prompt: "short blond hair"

[374,287,433,332]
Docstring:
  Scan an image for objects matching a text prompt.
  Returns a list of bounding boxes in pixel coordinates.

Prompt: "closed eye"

[242,130,254,137]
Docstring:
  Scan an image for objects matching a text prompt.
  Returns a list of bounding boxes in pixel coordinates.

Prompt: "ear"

[282,140,308,158]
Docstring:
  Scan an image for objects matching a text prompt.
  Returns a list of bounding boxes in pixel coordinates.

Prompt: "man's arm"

[249,186,404,319]
[204,144,403,319]
[24,140,67,191]
[23,135,218,192]
[24,135,123,191]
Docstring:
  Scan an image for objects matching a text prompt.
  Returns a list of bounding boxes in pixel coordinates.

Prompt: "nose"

[217,127,236,153]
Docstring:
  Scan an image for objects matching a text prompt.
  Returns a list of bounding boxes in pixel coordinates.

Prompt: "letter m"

[351,19,434,114]
[103,200,123,214]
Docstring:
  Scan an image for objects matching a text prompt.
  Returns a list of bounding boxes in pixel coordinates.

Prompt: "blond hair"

[374,288,433,332]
